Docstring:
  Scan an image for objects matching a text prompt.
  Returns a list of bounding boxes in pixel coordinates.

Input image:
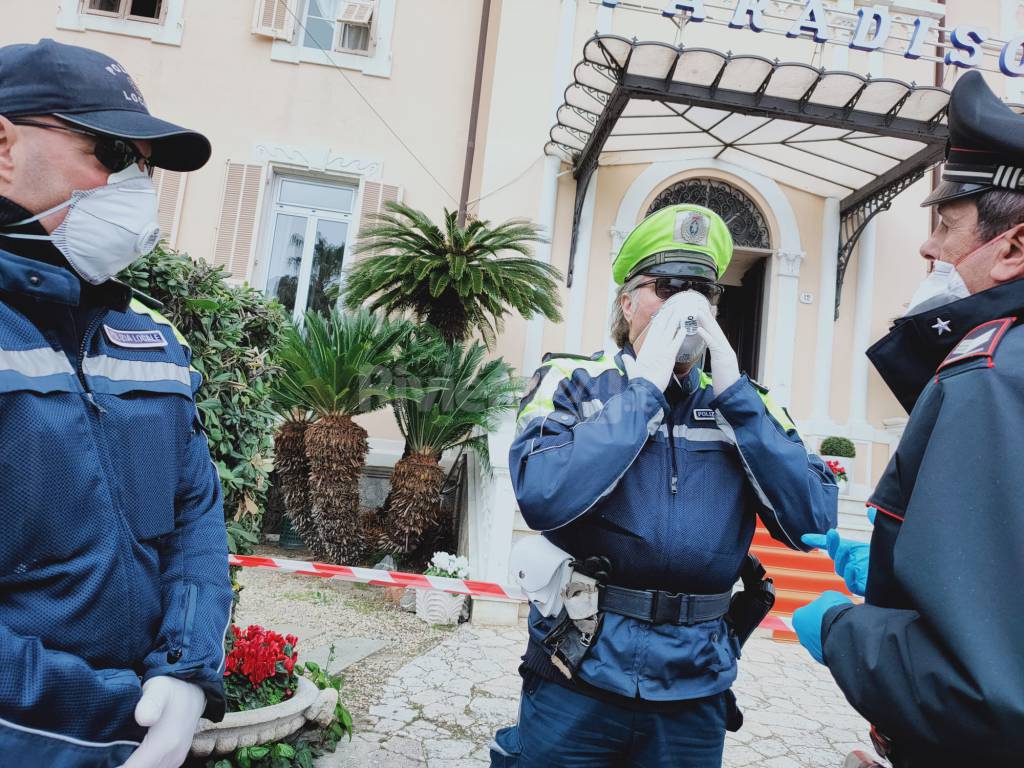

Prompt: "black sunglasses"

[636,277,724,305]
[10,118,153,176]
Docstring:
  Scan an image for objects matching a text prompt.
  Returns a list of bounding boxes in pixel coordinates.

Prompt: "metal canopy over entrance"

[545,34,974,316]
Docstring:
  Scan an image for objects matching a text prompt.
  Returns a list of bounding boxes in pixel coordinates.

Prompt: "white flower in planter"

[418,551,471,624]
[427,551,469,579]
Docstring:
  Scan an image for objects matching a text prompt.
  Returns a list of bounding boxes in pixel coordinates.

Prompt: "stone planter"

[415,588,466,625]
[190,676,338,757]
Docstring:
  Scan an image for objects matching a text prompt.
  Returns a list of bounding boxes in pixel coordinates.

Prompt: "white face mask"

[2,164,160,285]
[905,259,970,315]
[676,313,707,364]
[905,226,1019,316]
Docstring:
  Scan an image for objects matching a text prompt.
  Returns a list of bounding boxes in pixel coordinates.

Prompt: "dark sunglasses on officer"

[636,276,724,305]
[9,117,154,176]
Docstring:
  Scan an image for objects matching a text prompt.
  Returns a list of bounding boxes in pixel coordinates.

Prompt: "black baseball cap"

[922,71,1024,207]
[0,39,211,172]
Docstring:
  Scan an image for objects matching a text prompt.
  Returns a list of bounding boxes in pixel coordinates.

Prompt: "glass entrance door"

[262,177,354,322]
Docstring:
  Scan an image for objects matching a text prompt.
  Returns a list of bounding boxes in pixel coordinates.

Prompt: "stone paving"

[316,623,879,768]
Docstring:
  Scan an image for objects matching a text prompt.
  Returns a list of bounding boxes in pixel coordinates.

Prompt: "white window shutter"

[251,0,297,41]
[358,180,402,239]
[213,162,265,281]
[338,1,374,24]
[151,168,187,248]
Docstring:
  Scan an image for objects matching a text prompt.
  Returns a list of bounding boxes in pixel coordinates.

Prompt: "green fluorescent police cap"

[612,204,733,286]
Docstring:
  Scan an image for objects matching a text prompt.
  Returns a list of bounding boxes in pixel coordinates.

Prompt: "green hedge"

[121,245,287,535]
[819,436,856,458]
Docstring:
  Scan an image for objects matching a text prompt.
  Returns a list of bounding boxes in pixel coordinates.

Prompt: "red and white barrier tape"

[228,554,794,632]
[229,553,525,601]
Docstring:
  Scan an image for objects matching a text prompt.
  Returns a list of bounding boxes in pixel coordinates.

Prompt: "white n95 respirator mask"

[2,164,160,284]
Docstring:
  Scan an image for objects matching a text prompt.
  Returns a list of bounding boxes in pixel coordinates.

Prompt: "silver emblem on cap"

[674,211,709,246]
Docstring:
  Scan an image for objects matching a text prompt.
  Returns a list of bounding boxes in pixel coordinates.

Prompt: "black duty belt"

[599,584,732,625]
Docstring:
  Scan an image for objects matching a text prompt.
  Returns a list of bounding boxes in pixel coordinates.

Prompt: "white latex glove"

[621,294,687,392]
[120,676,205,768]
[694,301,741,393]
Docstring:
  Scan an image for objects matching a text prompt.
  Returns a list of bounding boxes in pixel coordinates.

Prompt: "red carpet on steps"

[749,523,856,642]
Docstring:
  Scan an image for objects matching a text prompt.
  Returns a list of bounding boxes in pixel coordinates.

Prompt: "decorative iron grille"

[646,179,771,250]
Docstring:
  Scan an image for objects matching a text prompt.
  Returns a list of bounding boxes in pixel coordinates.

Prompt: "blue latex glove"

[793,590,852,664]
[801,529,871,596]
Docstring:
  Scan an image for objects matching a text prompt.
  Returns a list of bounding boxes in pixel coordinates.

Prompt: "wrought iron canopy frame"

[551,35,970,316]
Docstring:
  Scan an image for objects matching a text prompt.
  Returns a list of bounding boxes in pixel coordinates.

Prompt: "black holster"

[721,554,775,733]
[541,555,610,680]
[542,609,604,680]
[725,554,775,647]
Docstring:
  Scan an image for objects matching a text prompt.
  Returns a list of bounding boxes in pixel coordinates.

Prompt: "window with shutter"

[357,180,401,239]
[335,0,375,54]
[251,0,297,41]
[213,163,265,281]
[83,0,166,23]
[151,168,187,248]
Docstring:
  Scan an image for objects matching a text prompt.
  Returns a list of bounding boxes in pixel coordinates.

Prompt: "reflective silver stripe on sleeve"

[0,348,75,377]
[83,355,191,386]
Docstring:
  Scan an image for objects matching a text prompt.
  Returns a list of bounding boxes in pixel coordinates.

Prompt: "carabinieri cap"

[923,71,1024,207]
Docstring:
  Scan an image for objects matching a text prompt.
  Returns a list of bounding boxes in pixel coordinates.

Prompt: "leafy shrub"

[819,436,856,458]
[121,245,287,534]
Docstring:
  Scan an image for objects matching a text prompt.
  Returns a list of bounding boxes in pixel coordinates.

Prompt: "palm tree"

[344,203,563,347]
[380,332,521,555]
[268,385,322,558]
[274,309,417,565]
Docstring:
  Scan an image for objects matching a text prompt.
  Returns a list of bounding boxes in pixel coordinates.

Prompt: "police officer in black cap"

[791,70,1024,767]
[0,39,230,768]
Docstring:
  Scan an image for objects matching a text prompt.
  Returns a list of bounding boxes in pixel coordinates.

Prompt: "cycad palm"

[274,309,416,564]
[268,384,320,558]
[344,203,562,347]
[380,332,521,554]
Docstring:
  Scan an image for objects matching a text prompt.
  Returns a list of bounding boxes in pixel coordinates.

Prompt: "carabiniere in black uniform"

[819,71,1024,767]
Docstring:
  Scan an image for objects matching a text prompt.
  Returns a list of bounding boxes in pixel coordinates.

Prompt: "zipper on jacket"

[667,414,678,494]
[169,583,198,664]
[77,312,106,413]
[73,308,138,656]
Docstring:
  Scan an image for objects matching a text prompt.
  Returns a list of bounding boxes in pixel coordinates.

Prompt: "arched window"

[646,178,771,250]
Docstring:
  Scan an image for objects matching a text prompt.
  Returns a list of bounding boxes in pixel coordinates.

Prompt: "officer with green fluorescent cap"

[490,204,838,767]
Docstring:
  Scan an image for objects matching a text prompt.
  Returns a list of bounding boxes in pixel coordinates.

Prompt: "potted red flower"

[825,458,849,494]
[190,624,339,758]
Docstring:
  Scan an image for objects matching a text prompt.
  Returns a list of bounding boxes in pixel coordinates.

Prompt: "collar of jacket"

[617,342,702,396]
[866,277,1024,413]
[0,247,131,310]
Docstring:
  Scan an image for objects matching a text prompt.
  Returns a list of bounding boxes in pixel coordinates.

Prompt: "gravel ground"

[233,544,457,725]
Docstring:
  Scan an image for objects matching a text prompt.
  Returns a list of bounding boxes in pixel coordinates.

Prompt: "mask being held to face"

[0,164,160,284]
[634,290,711,364]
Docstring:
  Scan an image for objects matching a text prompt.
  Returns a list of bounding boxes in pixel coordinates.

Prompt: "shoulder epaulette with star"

[937,317,1017,372]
